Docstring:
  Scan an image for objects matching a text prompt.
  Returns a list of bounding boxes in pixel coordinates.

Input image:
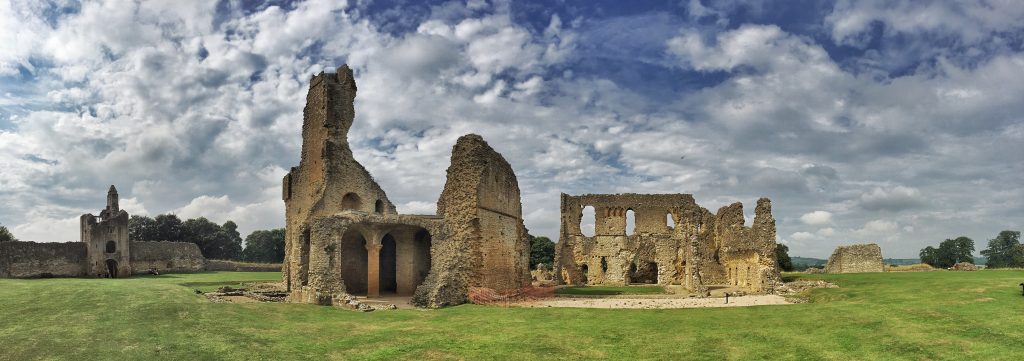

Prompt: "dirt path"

[514,295,792,309]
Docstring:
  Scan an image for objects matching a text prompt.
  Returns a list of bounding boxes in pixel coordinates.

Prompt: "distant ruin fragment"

[824,243,884,273]
[554,194,782,295]
[0,186,207,278]
[281,65,530,308]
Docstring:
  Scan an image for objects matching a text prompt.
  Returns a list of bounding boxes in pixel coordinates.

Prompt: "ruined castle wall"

[825,243,884,273]
[129,241,206,274]
[0,241,87,278]
[417,134,530,307]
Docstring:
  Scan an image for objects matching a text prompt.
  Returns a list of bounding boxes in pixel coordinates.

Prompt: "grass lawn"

[555,285,666,295]
[2,271,1024,360]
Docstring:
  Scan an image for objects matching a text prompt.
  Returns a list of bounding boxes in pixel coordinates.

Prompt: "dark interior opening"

[380,234,397,294]
[580,264,589,284]
[105,240,116,253]
[629,261,658,284]
[374,199,384,213]
[340,230,368,295]
[299,228,310,286]
[105,259,118,278]
[413,229,432,289]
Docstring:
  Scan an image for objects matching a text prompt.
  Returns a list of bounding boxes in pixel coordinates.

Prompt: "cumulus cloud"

[859,186,925,212]
[800,211,833,225]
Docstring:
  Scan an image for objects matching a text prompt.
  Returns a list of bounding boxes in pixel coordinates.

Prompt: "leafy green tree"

[776,244,794,272]
[981,230,1023,268]
[242,229,286,263]
[153,214,183,242]
[0,224,17,242]
[128,215,157,241]
[529,234,555,269]
[181,217,241,260]
[920,246,938,266]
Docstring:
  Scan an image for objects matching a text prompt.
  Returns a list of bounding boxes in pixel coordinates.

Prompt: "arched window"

[625,209,636,236]
[341,193,361,211]
[580,264,589,284]
[374,199,384,213]
[581,206,596,237]
[105,241,116,253]
[600,257,608,274]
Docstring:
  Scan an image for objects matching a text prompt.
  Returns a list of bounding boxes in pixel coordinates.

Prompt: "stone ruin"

[824,243,884,273]
[0,186,207,278]
[554,194,782,295]
[281,65,530,308]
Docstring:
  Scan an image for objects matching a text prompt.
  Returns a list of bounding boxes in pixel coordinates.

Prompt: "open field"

[2,271,1024,360]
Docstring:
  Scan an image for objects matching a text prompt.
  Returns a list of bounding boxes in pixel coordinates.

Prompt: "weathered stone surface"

[81,185,132,277]
[130,241,206,274]
[283,65,529,308]
[554,194,782,294]
[0,241,87,278]
[824,243,884,273]
[951,262,978,271]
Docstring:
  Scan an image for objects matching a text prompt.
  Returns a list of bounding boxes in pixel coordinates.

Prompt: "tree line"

[128,214,284,263]
[920,230,1022,268]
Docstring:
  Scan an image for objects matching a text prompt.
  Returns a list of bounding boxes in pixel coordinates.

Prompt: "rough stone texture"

[824,243,884,273]
[282,65,529,308]
[951,262,978,271]
[0,241,87,278]
[554,194,782,294]
[130,241,206,274]
[205,260,283,272]
[80,185,132,277]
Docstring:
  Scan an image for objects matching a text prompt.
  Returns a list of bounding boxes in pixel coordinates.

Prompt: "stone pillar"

[366,243,382,298]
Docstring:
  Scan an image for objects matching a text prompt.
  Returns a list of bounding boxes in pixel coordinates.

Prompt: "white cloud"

[859,186,925,211]
[791,232,816,242]
[800,211,833,225]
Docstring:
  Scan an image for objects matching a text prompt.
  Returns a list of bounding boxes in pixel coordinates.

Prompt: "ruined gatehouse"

[554,194,782,294]
[0,186,207,278]
[824,243,884,273]
[281,65,530,308]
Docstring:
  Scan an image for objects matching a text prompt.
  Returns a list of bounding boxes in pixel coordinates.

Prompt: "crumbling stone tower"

[282,65,529,308]
[80,185,131,278]
[554,194,781,295]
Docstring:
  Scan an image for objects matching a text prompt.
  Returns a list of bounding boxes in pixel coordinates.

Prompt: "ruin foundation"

[824,243,884,273]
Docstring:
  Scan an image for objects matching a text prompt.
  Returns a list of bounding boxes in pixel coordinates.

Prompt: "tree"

[775,244,793,272]
[920,237,974,268]
[920,246,938,266]
[0,224,17,242]
[153,214,183,242]
[981,230,1023,268]
[128,215,157,241]
[181,217,241,260]
[529,234,555,269]
[241,228,286,263]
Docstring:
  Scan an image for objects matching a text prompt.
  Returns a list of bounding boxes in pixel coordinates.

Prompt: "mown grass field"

[2,270,1024,360]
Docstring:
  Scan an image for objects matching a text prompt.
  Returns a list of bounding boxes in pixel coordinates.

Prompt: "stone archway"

[379,234,397,294]
[340,229,368,295]
[105,259,118,278]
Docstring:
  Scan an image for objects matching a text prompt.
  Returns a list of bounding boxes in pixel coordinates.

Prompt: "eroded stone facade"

[554,194,782,294]
[282,65,529,308]
[80,186,132,277]
[824,243,884,273]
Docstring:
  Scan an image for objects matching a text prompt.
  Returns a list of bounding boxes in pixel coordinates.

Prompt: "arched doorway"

[105,259,118,278]
[379,234,397,294]
[412,229,432,290]
[340,229,368,294]
[341,193,361,211]
[105,241,116,253]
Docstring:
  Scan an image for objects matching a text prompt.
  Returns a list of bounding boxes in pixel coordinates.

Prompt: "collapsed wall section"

[415,134,530,307]
[825,243,884,273]
[0,242,87,278]
[130,241,207,274]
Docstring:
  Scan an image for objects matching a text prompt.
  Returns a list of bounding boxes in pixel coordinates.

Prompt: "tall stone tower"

[281,65,397,291]
[81,185,132,277]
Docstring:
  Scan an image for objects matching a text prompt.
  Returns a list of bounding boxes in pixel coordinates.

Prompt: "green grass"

[2,271,1024,360]
[555,285,666,295]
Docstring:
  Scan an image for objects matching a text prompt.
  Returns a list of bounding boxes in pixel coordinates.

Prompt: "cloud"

[800,211,833,225]
[859,186,925,212]
[791,231,816,242]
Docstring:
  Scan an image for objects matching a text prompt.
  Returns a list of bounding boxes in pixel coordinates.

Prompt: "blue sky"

[1,0,1022,258]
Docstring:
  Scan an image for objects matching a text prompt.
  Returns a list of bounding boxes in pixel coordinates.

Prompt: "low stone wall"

[129,241,206,274]
[0,241,87,278]
[206,260,282,272]
[824,243,884,273]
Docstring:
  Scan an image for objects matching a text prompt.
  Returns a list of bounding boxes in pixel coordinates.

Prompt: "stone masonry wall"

[130,241,207,274]
[0,241,87,278]
[825,243,884,273]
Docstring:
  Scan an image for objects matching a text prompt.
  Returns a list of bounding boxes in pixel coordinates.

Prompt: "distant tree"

[920,246,938,266]
[242,229,286,263]
[775,244,794,272]
[981,230,1023,268]
[181,217,241,260]
[920,237,974,268]
[0,224,17,242]
[128,215,157,241]
[153,214,184,242]
[529,235,555,269]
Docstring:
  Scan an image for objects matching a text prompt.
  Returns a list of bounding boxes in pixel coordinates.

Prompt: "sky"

[0,0,1022,258]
